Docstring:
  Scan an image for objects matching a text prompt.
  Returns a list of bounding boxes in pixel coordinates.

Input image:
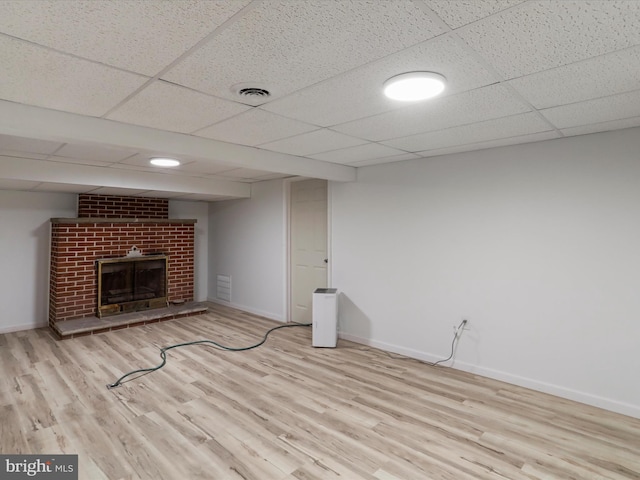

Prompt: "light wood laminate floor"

[1,303,638,479]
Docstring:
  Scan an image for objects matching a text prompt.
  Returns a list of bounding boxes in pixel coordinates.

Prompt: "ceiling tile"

[252,173,292,181]
[196,109,318,146]
[424,0,527,29]
[47,155,114,167]
[415,131,561,158]
[173,162,237,176]
[1,0,639,194]
[88,186,152,196]
[0,134,62,155]
[162,0,446,103]
[508,46,640,109]
[541,90,640,129]
[0,0,250,75]
[105,163,161,174]
[132,190,185,199]
[383,112,553,152]
[117,152,237,177]
[116,152,194,170]
[309,143,408,164]
[173,193,231,201]
[216,168,284,180]
[560,116,640,138]
[0,36,148,117]
[54,143,137,163]
[333,84,530,141]
[106,81,251,133]
[259,129,367,157]
[458,1,640,79]
[112,152,238,177]
[0,151,49,161]
[348,152,421,167]
[32,182,95,193]
[263,34,498,127]
[0,178,41,191]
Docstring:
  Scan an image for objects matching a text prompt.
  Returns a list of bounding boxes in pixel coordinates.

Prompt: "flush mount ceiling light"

[150,157,180,167]
[383,71,446,101]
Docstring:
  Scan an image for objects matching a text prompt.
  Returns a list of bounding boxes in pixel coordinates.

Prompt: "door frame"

[285,177,331,323]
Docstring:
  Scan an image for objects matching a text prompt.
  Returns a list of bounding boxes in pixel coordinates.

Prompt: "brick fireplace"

[49,194,205,338]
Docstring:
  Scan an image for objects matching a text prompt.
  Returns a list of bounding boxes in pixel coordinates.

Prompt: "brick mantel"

[51,217,196,224]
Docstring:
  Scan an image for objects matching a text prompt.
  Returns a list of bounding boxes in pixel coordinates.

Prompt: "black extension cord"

[106,322,311,389]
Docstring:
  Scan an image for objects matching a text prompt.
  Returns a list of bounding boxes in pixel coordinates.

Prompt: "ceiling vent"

[237,87,271,98]
[231,83,273,106]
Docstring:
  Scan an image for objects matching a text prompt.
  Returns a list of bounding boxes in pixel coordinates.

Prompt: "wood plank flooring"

[1,303,639,479]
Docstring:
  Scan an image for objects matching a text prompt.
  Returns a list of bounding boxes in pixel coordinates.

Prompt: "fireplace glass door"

[97,255,168,317]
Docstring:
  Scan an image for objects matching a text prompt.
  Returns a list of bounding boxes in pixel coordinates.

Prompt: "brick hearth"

[49,194,205,338]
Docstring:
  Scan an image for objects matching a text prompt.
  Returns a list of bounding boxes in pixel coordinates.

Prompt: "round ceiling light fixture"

[383,71,446,101]
[150,157,180,167]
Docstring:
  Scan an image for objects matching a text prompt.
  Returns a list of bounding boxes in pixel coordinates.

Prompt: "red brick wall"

[78,194,169,219]
[50,195,195,326]
[49,220,195,325]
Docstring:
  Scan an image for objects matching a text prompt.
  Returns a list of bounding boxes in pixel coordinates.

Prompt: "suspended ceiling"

[1,0,639,201]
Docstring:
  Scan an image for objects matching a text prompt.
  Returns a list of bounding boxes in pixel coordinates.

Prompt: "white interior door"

[290,179,328,323]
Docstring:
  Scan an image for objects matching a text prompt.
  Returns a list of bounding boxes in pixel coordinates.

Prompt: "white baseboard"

[0,322,48,335]
[338,331,640,420]
[207,298,285,323]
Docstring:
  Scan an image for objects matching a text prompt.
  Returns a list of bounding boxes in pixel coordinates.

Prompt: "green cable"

[106,322,311,389]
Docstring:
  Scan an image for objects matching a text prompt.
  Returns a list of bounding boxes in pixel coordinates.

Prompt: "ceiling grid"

[0,0,638,200]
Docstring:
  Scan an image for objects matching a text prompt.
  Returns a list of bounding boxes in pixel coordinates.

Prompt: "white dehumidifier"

[312,288,338,347]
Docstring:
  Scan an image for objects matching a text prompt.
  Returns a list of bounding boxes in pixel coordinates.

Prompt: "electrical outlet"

[453,319,470,335]
[455,319,470,333]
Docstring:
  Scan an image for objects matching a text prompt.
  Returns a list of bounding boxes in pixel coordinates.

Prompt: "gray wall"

[331,127,640,418]
[0,190,76,332]
[207,179,286,321]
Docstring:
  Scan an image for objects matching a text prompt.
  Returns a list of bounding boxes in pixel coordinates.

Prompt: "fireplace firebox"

[97,255,168,317]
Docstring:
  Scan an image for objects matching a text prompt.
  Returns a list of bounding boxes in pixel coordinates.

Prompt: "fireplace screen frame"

[96,254,168,317]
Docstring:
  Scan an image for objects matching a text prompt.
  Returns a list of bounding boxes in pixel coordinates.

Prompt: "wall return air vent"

[216,274,231,302]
